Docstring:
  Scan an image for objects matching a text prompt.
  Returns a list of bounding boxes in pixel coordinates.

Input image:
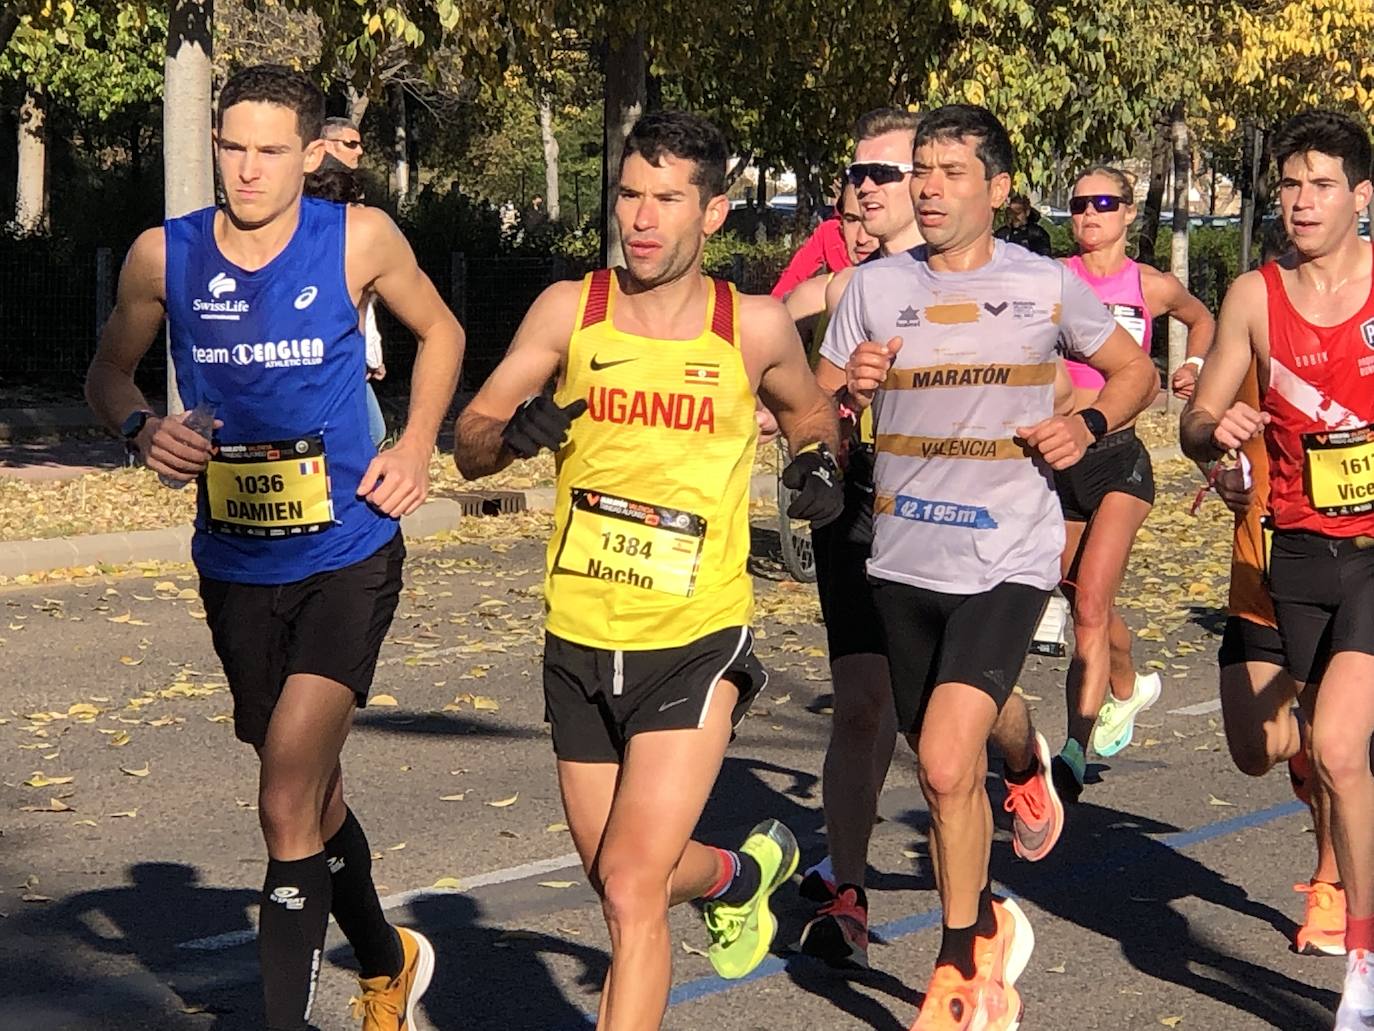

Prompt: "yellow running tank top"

[545,269,758,650]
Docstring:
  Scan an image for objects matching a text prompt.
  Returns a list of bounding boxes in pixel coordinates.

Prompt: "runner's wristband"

[1079,407,1108,442]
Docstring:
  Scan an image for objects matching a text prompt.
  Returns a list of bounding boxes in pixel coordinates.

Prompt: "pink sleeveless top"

[1061,255,1151,391]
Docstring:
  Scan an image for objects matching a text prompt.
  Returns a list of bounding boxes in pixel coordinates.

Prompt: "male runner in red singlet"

[1183,108,1374,1029]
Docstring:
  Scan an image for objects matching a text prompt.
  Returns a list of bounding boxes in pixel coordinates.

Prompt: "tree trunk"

[389,84,409,202]
[1167,105,1191,415]
[347,84,370,126]
[165,0,214,415]
[1138,119,1170,265]
[15,88,46,233]
[600,30,646,267]
[406,95,420,204]
[1253,128,1273,256]
[725,152,753,191]
[1238,122,1258,271]
[164,0,214,220]
[538,92,561,223]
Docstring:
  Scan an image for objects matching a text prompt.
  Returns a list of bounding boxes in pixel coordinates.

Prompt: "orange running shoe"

[910,962,1021,1030]
[975,897,1035,990]
[1003,732,1064,862]
[350,927,435,1031]
[1295,881,1347,957]
[799,884,870,968]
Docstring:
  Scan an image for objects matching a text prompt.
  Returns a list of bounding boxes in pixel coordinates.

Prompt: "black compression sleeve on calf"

[325,808,403,980]
[975,883,997,938]
[260,852,332,1031]
[936,921,979,979]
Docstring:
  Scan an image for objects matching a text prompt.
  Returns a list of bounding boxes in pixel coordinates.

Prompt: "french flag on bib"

[299,459,321,475]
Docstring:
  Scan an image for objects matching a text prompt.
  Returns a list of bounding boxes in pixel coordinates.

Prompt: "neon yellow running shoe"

[703,819,799,979]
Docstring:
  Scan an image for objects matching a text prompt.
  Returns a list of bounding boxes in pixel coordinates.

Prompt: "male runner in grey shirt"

[816,104,1158,1029]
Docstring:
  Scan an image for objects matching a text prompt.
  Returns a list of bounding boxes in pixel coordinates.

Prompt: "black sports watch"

[1078,407,1108,442]
[120,409,154,441]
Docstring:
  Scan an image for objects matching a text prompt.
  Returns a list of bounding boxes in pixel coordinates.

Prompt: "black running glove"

[502,396,588,458]
[782,443,844,528]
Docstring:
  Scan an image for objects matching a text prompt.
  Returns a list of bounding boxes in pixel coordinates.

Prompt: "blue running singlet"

[164,197,398,585]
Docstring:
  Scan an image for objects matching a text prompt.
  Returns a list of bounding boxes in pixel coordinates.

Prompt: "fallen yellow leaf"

[486,793,519,808]
[119,764,150,778]
[432,877,462,889]
[23,772,74,788]
[19,798,73,813]
[538,880,577,889]
[371,694,399,707]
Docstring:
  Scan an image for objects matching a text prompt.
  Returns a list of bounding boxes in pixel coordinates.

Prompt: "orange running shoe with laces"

[350,927,435,1031]
[975,897,1035,989]
[1003,732,1064,862]
[1295,881,1347,957]
[799,884,870,968]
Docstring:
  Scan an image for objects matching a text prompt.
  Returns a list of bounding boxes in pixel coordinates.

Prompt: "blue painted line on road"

[562,797,1306,1028]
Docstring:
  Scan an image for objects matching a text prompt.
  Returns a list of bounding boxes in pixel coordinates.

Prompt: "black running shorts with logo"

[1268,529,1374,686]
[813,448,885,660]
[1218,616,1286,669]
[198,531,405,747]
[1053,427,1155,522]
[870,578,1049,734]
[543,626,767,762]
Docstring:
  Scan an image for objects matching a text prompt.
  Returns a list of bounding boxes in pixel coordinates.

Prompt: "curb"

[0,473,783,580]
[0,453,1193,580]
[0,405,103,441]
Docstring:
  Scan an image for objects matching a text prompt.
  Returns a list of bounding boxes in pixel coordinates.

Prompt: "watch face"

[121,411,149,439]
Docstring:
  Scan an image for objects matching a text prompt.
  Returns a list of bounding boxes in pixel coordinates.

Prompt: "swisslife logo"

[194,271,250,322]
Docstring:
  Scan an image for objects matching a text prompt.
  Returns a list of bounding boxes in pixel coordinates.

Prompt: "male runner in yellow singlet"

[454,111,843,1030]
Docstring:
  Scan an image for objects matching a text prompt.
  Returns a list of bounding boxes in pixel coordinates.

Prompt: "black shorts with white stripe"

[542,626,767,762]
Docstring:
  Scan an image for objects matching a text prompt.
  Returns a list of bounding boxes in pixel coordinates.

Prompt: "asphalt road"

[0,487,1344,1030]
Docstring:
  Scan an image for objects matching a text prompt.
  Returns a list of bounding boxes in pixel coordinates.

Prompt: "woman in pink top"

[1051,166,1215,803]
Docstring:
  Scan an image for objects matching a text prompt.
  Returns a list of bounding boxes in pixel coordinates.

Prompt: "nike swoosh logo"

[590,356,638,371]
[658,697,691,712]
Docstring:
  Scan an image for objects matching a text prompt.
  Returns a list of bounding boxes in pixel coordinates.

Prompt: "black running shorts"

[543,626,767,763]
[1054,427,1155,522]
[870,577,1049,734]
[198,532,405,747]
[1218,616,1286,669]
[813,454,885,661]
[1268,529,1374,686]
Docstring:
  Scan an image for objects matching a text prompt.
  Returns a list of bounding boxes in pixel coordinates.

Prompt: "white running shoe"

[1091,672,1162,757]
[1335,949,1374,1030]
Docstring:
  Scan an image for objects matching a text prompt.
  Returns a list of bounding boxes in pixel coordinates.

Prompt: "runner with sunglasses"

[1050,166,1215,803]
[784,108,920,970]
[1183,110,1374,1028]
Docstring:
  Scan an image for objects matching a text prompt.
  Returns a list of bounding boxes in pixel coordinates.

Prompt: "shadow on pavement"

[890,793,1333,1031]
[351,710,548,740]
[398,891,606,1030]
[1,861,262,1029]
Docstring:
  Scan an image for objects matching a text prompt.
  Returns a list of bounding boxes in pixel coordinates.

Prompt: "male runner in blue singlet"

[85,65,464,1031]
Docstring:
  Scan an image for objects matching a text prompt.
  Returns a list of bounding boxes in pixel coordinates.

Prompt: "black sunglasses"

[1069,194,1130,215]
[334,139,363,150]
[845,161,913,187]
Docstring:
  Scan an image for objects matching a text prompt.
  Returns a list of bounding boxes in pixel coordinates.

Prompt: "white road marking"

[175,851,583,952]
[1169,698,1222,716]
